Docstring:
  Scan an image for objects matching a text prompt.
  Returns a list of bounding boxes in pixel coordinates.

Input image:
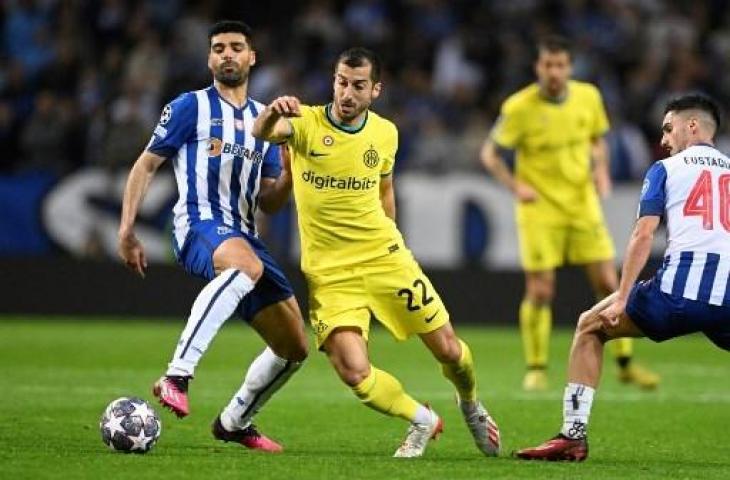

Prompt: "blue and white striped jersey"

[147,86,281,250]
[639,143,730,306]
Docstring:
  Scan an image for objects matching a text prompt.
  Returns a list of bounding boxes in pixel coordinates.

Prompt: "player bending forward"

[516,94,730,461]
[252,47,500,458]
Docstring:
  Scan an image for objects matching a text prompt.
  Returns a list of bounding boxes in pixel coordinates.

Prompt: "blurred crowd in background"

[3,0,730,181]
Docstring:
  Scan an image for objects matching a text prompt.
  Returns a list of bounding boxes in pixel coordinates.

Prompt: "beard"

[214,64,248,87]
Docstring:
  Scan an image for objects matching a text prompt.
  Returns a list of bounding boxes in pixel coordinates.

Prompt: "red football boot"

[212,416,283,453]
[515,434,588,462]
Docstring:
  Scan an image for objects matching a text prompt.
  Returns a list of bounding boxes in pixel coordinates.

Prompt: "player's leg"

[518,223,563,391]
[156,226,262,417]
[322,326,442,458]
[584,259,660,389]
[365,253,498,456]
[516,293,645,461]
[213,296,307,452]
[419,322,500,456]
[521,270,555,390]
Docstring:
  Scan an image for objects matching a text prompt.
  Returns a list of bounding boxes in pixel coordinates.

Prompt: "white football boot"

[393,407,444,458]
[458,398,500,456]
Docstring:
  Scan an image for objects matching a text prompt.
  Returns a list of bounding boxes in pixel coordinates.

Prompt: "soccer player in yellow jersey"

[252,47,500,458]
[480,35,659,391]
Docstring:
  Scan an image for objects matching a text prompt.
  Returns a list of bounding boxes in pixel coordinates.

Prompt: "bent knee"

[221,257,263,281]
[281,340,309,363]
[334,363,370,387]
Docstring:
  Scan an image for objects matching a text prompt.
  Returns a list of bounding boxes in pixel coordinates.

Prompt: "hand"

[597,298,626,328]
[513,182,538,203]
[594,169,612,198]
[269,96,301,118]
[118,230,147,278]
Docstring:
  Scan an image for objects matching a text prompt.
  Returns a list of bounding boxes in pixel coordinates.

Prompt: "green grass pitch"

[1,317,729,479]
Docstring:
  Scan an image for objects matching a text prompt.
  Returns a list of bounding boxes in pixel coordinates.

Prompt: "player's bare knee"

[526,281,555,305]
[336,364,370,387]
[222,256,263,281]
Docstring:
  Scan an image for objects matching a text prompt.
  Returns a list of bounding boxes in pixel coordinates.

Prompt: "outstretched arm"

[118,151,166,277]
[252,96,301,143]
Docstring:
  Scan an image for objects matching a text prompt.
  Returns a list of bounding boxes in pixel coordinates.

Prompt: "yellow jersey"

[491,80,610,225]
[288,104,404,275]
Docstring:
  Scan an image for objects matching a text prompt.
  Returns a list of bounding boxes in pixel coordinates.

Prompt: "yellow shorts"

[307,250,450,349]
[518,221,615,271]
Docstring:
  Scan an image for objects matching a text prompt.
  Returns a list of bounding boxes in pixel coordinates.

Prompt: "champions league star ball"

[100,397,161,453]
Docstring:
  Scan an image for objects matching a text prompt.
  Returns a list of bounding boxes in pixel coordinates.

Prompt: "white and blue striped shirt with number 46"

[639,143,730,306]
[146,86,282,251]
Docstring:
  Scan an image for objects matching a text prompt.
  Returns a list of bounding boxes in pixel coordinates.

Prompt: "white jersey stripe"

[710,256,730,305]
[219,100,236,227]
[682,251,706,300]
[172,143,189,249]
[194,90,212,221]
[660,253,677,295]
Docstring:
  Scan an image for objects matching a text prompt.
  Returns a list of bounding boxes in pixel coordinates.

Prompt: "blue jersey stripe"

[697,253,720,303]
[206,88,223,221]
[229,107,245,232]
[243,101,262,233]
[671,251,694,297]
[185,98,200,223]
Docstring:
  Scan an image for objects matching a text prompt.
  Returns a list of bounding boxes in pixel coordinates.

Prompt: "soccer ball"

[100,396,161,453]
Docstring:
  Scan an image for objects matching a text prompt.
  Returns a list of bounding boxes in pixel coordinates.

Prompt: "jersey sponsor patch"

[159,104,172,125]
[154,125,168,139]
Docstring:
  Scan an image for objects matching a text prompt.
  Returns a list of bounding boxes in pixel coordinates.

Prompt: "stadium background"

[3,0,730,320]
[3,2,730,478]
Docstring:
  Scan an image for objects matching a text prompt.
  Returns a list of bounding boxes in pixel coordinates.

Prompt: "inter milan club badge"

[363,145,379,168]
[322,135,334,146]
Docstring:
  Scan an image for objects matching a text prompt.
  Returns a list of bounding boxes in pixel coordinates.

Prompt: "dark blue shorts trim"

[626,278,730,350]
[174,220,294,322]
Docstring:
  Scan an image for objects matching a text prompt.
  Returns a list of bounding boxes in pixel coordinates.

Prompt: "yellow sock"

[441,339,477,402]
[610,337,633,361]
[351,366,419,422]
[519,300,551,368]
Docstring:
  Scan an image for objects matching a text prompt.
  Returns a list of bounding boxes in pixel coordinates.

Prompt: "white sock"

[560,382,595,439]
[220,347,302,431]
[413,404,435,426]
[167,269,255,377]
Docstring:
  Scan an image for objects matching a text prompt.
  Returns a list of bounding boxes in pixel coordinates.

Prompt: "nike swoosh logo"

[309,150,329,157]
[425,310,440,323]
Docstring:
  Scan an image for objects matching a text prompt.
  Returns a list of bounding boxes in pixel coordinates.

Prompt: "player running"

[516,94,730,461]
[252,47,500,458]
[117,20,308,452]
[480,35,659,391]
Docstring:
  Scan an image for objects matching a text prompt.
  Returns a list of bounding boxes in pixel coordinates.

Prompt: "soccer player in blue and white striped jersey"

[118,20,308,452]
[516,94,730,461]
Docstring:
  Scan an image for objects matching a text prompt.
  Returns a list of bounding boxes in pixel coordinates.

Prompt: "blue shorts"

[626,277,730,351]
[173,220,294,322]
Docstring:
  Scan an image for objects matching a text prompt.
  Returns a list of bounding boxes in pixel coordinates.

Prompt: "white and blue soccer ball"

[100,397,161,454]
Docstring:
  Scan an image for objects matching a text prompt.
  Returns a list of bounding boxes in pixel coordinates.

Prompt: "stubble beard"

[215,66,248,88]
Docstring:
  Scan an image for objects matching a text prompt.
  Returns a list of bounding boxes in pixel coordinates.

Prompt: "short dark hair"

[208,20,253,47]
[665,94,722,132]
[536,35,572,59]
[336,47,381,82]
